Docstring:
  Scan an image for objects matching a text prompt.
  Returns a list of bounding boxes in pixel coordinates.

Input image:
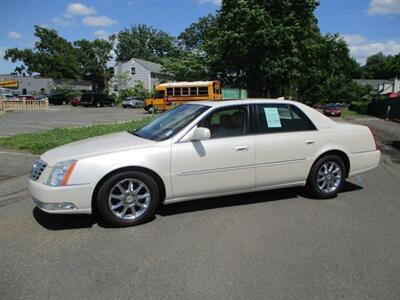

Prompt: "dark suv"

[80,93,115,107]
[48,94,69,105]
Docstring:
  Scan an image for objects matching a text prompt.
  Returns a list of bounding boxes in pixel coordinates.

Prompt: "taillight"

[369,127,378,150]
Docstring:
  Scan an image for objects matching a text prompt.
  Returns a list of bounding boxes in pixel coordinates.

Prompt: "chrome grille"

[31,160,47,181]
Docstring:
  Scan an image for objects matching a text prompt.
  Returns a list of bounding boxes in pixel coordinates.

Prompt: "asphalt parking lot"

[0,105,148,136]
[0,116,399,299]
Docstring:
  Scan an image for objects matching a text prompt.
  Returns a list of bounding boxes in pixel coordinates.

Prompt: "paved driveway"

[0,106,149,136]
[0,116,399,299]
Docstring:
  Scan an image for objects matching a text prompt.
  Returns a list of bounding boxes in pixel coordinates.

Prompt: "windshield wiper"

[127,130,140,137]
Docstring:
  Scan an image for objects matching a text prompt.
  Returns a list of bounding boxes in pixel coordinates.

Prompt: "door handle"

[235,146,249,151]
[305,140,316,145]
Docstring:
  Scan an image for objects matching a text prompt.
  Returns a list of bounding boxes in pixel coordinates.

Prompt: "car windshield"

[132,104,209,141]
[326,104,339,109]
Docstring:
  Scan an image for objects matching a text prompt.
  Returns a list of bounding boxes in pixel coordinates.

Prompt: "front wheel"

[96,171,160,227]
[306,155,346,199]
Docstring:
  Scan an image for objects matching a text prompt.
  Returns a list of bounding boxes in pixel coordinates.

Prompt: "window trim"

[254,103,317,134]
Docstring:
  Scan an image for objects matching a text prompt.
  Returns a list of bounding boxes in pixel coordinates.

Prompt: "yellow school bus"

[144,80,222,113]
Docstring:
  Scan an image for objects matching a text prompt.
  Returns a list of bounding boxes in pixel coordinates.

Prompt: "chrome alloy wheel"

[108,178,151,220]
[317,161,342,193]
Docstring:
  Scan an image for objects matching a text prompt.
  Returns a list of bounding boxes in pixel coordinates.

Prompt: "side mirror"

[191,127,211,141]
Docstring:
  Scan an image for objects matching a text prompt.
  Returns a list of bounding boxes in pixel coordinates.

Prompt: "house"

[354,78,400,96]
[0,74,92,95]
[111,58,168,93]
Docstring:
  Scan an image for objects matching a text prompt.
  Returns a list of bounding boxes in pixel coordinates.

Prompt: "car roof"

[188,99,337,129]
[188,98,298,107]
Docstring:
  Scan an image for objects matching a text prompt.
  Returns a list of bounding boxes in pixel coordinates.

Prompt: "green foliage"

[4,26,80,79]
[0,119,150,154]
[362,52,400,79]
[48,82,82,99]
[349,101,370,114]
[4,26,113,91]
[74,39,113,91]
[112,24,178,63]
[115,81,151,105]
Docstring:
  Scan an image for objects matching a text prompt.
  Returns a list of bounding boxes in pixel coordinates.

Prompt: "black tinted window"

[256,104,316,133]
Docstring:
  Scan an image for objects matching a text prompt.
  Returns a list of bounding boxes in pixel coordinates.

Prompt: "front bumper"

[29,179,93,214]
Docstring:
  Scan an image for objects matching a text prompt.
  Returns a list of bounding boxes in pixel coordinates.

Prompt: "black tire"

[96,171,160,227]
[306,154,346,199]
[96,102,101,108]
[72,104,77,107]
[122,105,126,108]
[110,102,115,107]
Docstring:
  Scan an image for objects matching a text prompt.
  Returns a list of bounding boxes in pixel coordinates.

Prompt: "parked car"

[122,97,145,108]
[323,103,342,117]
[313,103,325,110]
[80,92,115,107]
[17,95,35,100]
[48,94,69,105]
[29,99,380,227]
[70,96,81,107]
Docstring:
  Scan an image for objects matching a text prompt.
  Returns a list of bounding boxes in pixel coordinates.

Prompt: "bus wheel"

[148,106,155,114]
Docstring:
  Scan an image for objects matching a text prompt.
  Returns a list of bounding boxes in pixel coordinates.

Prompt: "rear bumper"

[349,150,381,177]
[29,179,92,214]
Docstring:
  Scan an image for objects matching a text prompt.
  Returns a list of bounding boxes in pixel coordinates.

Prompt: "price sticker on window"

[264,107,281,128]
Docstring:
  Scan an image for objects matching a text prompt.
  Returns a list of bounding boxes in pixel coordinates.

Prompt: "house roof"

[354,79,394,90]
[54,79,92,86]
[133,58,163,73]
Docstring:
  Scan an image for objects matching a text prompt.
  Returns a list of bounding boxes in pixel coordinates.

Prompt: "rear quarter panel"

[322,123,380,176]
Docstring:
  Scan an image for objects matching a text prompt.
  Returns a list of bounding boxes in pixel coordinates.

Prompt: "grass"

[0,118,150,154]
[341,108,364,119]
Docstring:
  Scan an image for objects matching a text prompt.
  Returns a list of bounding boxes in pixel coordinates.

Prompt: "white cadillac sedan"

[29,99,380,226]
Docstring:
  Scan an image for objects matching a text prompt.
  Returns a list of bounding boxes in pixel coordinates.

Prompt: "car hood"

[41,131,155,166]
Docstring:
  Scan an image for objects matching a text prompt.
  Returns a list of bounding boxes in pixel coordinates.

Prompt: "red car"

[323,104,342,117]
[70,96,81,107]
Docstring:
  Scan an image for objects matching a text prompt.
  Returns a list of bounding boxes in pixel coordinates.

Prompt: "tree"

[296,34,360,103]
[74,39,113,91]
[204,0,321,97]
[112,24,178,63]
[362,52,400,79]
[4,26,80,79]
[363,52,390,79]
[177,14,216,51]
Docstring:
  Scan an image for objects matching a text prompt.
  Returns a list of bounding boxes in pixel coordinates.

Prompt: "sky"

[0,0,399,74]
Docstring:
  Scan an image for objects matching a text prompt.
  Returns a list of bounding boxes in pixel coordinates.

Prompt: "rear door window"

[256,104,316,133]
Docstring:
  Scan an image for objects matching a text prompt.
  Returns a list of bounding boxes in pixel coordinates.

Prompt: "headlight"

[47,160,77,186]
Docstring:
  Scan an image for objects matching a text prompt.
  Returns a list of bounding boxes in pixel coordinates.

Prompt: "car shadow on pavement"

[157,181,363,217]
[32,182,362,230]
[33,207,96,230]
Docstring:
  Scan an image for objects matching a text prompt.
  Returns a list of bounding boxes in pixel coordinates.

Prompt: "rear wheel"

[96,102,101,108]
[306,155,346,199]
[96,171,160,227]
[148,106,155,114]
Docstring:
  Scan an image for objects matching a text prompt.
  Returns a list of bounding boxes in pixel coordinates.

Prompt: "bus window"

[154,91,165,99]
[198,87,208,95]
[182,87,189,96]
[167,88,173,96]
[190,87,197,95]
[174,88,182,96]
